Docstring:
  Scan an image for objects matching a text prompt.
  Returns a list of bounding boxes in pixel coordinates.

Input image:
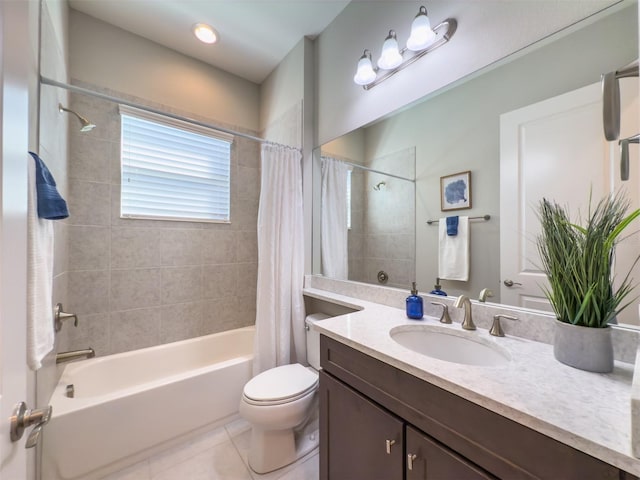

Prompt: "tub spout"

[56,348,95,364]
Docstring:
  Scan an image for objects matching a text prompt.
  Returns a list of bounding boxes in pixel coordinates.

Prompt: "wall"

[361,148,415,289]
[315,0,621,145]
[260,39,305,140]
[361,4,638,301]
[321,140,415,289]
[63,12,260,356]
[69,10,259,132]
[259,37,315,274]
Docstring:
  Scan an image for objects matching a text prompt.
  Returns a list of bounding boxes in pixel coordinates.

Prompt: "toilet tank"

[305,313,330,370]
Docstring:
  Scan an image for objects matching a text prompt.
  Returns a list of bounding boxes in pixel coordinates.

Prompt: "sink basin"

[389,325,511,367]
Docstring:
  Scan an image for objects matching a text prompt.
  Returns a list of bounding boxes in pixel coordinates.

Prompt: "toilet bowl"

[239,313,329,474]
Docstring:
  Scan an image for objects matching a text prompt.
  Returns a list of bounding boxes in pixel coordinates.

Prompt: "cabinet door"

[320,371,404,480]
[406,426,496,480]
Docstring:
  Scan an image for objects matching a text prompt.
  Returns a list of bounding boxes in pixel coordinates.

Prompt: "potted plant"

[536,193,640,373]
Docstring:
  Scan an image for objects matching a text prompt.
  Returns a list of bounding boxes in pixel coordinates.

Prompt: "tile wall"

[352,147,416,288]
[64,84,260,356]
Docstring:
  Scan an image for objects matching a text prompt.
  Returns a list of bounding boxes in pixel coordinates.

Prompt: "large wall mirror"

[315,1,640,326]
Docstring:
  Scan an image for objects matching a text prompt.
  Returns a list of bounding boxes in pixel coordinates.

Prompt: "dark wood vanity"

[319,334,638,480]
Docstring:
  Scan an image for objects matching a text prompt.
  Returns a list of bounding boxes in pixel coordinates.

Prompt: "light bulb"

[406,6,436,51]
[353,50,376,86]
[377,30,403,70]
[192,23,218,44]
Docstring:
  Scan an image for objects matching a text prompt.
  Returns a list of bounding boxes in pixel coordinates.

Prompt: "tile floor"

[100,418,319,480]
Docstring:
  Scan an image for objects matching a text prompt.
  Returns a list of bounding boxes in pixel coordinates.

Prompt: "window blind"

[120,105,233,223]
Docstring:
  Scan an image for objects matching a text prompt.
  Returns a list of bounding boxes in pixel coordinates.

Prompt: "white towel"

[438,216,470,281]
[27,155,55,370]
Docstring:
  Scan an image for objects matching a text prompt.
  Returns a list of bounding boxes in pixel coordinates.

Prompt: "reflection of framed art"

[441,171,472,211]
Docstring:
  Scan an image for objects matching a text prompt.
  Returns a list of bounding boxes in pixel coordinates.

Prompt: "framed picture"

[440,171,472,211]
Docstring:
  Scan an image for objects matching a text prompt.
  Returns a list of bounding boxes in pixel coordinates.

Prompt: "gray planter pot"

[553,320,613,373]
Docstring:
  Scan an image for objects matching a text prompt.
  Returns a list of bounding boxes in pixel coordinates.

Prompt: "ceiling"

[68,0,351,84]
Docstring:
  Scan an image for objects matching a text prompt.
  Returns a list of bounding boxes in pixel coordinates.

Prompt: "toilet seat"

[243,364,318,406]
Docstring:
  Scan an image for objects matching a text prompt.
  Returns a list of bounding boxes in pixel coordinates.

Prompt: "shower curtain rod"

[40,75,301,152]
[326,157,415,183]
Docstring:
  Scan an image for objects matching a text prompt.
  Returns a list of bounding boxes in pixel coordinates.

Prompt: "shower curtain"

[321,157,349,279]
[254,143,306,375]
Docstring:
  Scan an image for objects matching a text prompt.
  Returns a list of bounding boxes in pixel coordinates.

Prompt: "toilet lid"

[243,364,318,403]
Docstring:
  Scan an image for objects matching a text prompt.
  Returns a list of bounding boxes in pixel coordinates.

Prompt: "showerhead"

[58,103,96,132]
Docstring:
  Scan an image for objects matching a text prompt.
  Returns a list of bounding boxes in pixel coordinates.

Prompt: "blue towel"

[446,216,459,236]
[29,152,69,220]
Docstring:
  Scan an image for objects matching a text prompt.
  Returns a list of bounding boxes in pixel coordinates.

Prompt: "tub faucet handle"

[54,303,78,332]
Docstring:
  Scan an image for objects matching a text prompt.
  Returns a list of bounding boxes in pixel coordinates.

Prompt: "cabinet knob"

[385,439,396,455]
[407,453,417,471]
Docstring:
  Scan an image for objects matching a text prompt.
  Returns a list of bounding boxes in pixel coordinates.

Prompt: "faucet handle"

[490,314,518,337]
[478,288,494,302]
[430,302,452,324]
[54,303,78,332]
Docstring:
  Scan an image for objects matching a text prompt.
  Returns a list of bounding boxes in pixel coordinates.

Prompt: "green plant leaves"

[536,193,640,328]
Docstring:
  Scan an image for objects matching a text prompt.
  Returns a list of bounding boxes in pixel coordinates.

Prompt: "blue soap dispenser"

[406,282,424,320]
[429,278,447,296]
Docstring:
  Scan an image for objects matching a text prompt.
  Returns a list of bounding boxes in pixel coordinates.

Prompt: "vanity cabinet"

[319,335,637,480]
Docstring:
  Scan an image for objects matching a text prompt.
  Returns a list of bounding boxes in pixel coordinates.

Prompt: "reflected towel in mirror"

[438,216,469,281]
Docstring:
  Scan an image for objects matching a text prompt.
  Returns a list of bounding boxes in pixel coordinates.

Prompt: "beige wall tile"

[161,229,203,266]
[162,266,203,305]
[66,312,110,355]
[68,225,110,270]
[202,230,237,264]
[109,307,161,354]
[111,227,162,269]
[202,264,237,300]
[69,133,111,182]
[67,270,110,314]
[111,268,161,310]
[68,180,111,226]
[160,302,203,343]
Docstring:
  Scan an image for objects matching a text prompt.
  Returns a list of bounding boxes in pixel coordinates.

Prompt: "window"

[120,105,233,223]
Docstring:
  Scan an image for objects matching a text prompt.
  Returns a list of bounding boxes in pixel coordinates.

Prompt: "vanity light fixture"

[353,6,456,90]
[192,23,218,44]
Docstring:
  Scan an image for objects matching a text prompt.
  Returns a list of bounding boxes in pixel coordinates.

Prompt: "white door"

[0,0,32,478]
[500,83,610,311]
[500,80,639,322]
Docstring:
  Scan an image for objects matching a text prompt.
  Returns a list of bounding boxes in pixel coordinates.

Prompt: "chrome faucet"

[453,295,476,330]
[56,348,95,364]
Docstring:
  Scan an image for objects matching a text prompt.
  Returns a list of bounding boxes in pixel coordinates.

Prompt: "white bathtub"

[43,326,254,480]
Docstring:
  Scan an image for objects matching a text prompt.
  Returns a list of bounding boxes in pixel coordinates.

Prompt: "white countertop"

[304,287,640,475]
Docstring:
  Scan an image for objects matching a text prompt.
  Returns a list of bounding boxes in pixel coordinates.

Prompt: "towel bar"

[426,214,490,225]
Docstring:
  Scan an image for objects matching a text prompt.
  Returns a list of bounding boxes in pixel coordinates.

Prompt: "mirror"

[319,147,415,288]
[315,2,640,325]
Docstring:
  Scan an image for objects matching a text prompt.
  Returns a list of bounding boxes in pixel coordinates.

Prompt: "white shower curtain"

[254,143,306,375]
[321,157,349,280]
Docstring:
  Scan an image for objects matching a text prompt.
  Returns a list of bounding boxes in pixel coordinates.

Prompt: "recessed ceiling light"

[192,23,218,44]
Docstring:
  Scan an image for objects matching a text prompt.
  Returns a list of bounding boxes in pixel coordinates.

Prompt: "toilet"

[239,313,329,474]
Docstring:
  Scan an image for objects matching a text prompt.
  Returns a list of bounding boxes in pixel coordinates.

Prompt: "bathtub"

[42,326,254,480]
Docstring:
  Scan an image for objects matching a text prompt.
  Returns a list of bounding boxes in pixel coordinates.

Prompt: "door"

[0,0,32,478]
[500,82,611,311]
[406,426,496,480]
[500,80,640,321]
[320,371,403,480]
